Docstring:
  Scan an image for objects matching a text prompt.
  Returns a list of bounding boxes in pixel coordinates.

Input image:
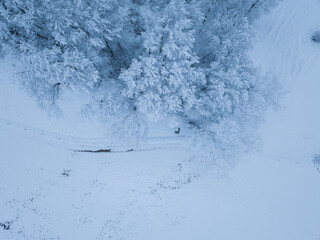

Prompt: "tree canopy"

[0,0,281,162]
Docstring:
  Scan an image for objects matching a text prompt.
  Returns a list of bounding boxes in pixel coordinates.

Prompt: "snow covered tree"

[119,0,206,123]
[188,0,280,163]
[0,0,134,110]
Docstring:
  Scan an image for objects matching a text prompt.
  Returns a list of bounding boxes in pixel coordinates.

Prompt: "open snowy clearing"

[1,0,320,239]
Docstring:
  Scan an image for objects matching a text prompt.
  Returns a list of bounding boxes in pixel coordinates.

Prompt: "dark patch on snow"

[313,154,320,165]
[0,221,11,230]
[313,154,320,174]
[76,149,111,153]
[311,31,320,43]
[75,148,158,153]
[61,169,72,177]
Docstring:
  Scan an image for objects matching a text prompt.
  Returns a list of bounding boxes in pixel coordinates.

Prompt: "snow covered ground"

[1,0,320,239]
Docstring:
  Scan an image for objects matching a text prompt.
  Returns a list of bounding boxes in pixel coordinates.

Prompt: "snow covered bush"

[0,0,280,163]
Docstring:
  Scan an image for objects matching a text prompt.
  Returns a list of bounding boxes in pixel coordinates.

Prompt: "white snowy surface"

[1,0,320,239]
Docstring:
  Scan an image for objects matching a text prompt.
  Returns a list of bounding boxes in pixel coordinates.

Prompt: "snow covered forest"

[1,0,320,239]
[0,0,282,161]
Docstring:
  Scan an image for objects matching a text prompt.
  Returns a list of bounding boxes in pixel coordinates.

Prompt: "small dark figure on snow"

[175,127,180,134]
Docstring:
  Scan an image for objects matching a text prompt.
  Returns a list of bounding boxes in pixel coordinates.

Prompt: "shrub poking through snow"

[61,169,72,177]
[0,221,11,230]
[313,154,320,165]
[311,31,320,43]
